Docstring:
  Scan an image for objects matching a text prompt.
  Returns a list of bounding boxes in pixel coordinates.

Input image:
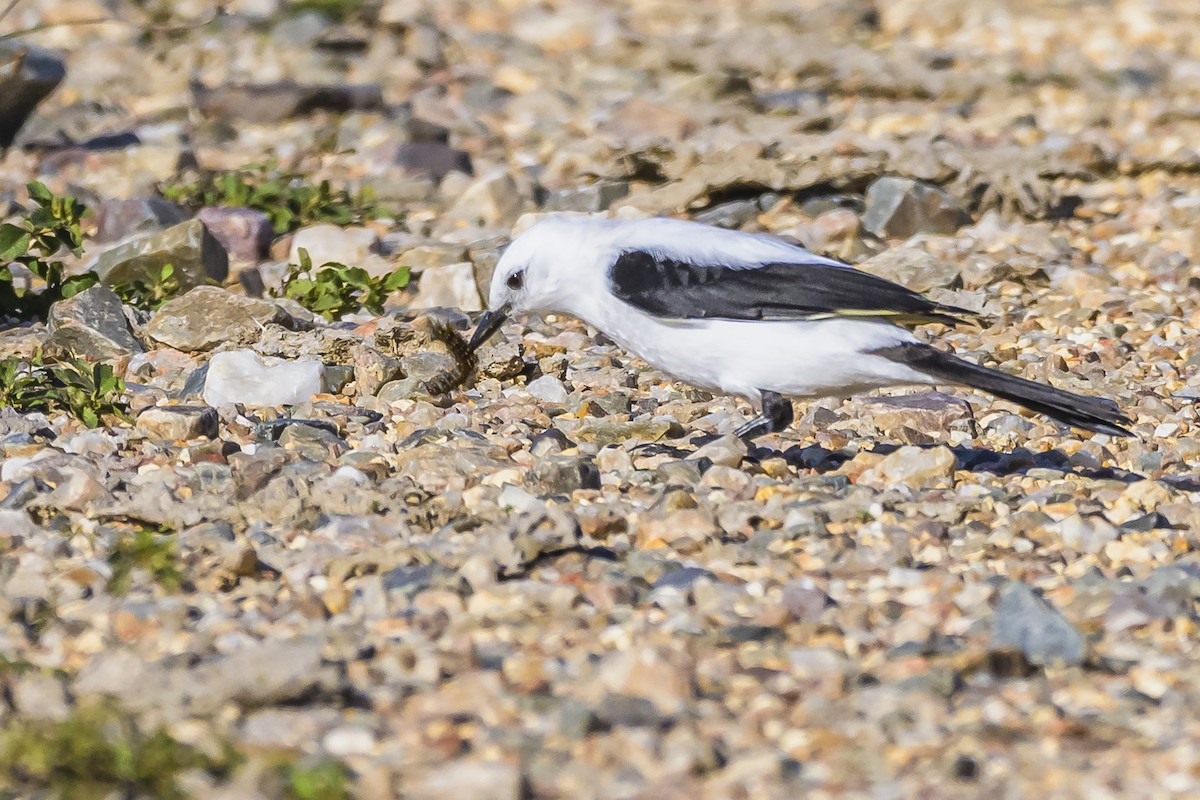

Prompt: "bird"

[467,215,1132,440]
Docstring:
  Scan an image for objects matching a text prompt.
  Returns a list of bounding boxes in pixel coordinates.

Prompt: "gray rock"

[991,582,1086,667]
[544,181,630,213]
[45,285,144,361]
[531,455,601,493]
[146,286,285,352]
[93,219,230,291]
[191,79,383,124]
[377,377,427,403]
[93,197,189,243]
[196,207,274,262]
[863,177,967,239]
[397,141,474,182]
[415,262,483,311]
[861,391,969,434]
[136,405,219,441]
[407,761,523,800]
[11,672,70,721]
[229,447,289,500]
[526,375,570,404]
[203,350,327,408]
[0,43,66,149]
[445,171,525,228]
[279,423,347,461]
[352,344,405,396]
[859,247,962,292]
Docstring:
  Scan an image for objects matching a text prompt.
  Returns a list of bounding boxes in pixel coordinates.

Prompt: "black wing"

[609,250,972,326]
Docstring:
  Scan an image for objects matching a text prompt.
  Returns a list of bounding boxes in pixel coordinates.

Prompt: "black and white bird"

[468,215,1132,440]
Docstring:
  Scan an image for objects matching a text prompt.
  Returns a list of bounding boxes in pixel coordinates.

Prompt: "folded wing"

[609,249,972,327]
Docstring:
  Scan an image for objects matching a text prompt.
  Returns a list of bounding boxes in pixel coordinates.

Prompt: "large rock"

[92,219,230,290]
[202,349,327,407]
[862,177,967,239]
[858,247,962,292]
[93,198,189,243]
[415,262,483,311]
[288,224,379,268]
[991,582,1086,667]
[197,207,273,262]
[0,43,66,149]
[145,286,285,352]
[45,285,144,361]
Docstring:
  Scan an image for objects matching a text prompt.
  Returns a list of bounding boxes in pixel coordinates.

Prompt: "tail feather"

[874,343,1133,437]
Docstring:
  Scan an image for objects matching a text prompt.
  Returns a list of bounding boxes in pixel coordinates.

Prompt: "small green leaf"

[0,224,31,261]
[26,181,53,204]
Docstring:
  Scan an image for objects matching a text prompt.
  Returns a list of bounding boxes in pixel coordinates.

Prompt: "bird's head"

[469,216,605,350]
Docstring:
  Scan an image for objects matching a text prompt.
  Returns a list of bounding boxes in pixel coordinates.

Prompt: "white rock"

[289,224,379,268]
[525,374,570,404]
[202,350,327,408]
[415,262,483,311]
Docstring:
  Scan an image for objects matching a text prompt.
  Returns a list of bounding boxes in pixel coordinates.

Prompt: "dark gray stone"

[46,285,143,361]
[191,79,384,124]
[0,43,66,149]
[531,455,601,494]
[396,141,474,182]
[991,581,1086,667]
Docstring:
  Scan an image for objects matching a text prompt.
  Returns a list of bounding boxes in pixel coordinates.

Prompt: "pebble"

[202,350,327,407]
[288,224,379,268]
[862,177,968,239]
[414,262,483,311]
[136,405,219,441]
[45,285,144,361]
[991,581,1087,667]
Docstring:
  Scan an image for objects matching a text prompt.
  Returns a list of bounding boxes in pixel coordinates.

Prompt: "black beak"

[468,306,509,352]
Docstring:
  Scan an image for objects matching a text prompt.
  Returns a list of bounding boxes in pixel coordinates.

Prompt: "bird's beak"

[468,305,509,352]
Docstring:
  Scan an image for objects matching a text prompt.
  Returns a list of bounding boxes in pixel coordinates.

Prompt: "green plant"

[161,164,383,234]
[281,758,352,800]
[0,701,240,799]
[280,248,410,320]
[107,526,182,594]
[110,262,186,310]
[0,181,96,319]
[0,354,130,428]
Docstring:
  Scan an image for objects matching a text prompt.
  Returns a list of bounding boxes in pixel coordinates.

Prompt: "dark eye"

[506,270,525,290]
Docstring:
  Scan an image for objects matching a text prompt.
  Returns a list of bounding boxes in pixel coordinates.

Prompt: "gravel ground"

[3,0,1200,797]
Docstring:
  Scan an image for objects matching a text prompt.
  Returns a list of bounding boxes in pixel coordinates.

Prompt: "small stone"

[0,42,66,149]
[857,445,956,489]
[46,285,143,361]
[279,423,347,460]
[476,339,524,380]
[575,419,677,446]
[690,434,747,468]
[288,224,379,268]
[92,218,230,291]
[859,247,962,292]
[544,181,630,213]
[136,405,219,441]
[525,375,570,404]
[396,141,474,182]
[191,80,383,124]
[11,672,70,721]
[530,455,600,493]
[445,171,525,228]
[93,197,188,243]
[991,581,1086,667]
[203,350,327,408]
[599,647,691,717]
[352,345,404,397]
[862,177,967,239]
[196,207,274,263]
[146,286,285,352]
[415,262,483,311]
[862,391,968,434]
[407,761,522,800]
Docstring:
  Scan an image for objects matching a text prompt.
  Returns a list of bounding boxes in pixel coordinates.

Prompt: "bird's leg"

[734,391,794,440]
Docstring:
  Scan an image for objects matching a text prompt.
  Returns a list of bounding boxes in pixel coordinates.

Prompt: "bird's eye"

[506,270,525,290]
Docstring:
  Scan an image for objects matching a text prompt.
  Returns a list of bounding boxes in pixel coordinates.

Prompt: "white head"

[468,216,615,349]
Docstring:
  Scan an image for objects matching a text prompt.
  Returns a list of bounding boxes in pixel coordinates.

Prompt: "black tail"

[875,343,1133,437]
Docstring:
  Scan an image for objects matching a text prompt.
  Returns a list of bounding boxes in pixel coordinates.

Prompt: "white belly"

[602,312,934,402]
